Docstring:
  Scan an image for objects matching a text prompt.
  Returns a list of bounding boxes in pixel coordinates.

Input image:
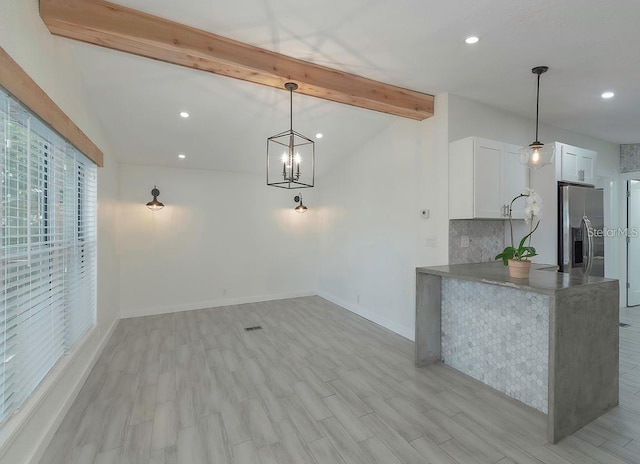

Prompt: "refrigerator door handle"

[582,216,594,277]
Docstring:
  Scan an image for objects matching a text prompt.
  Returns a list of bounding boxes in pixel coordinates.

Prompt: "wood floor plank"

[151,401,178,450]
[328,379,373,417]
[232,440,262,464]
[362,394,423,442]
[359,437,404,464]
[524,445,574,464]
[257,443,290,464]
[599,440,640,464]
[244,398,279,448]
[199,413,232,464]
[409,436,459,464]
[274,419,317,464]
[176,426,208,464]
[360,413,431,464]
[94,447,122,464]
[386,396,452,444]
[220,400,251,446]
[451,412,546,464]
[293,380,333,421]
[439,438,490,464]
[298,367,335,398]
[131,384,157,426]
[149,445,177,464]
[120,421,152,464]
[282,394,325,444]
[323,394,374,443]
[553,435,630,464]
[320,416,370,464]
[425,408,505,463]
[308,437,347,464]
[100,401,131,452]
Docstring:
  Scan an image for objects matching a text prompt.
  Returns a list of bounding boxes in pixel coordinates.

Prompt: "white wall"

[448,94,622,288]
[316,94,450,340]
[0,2,120,463]
[118,164,319,317]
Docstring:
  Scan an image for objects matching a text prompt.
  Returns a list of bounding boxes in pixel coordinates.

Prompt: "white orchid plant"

[496,189,543,265]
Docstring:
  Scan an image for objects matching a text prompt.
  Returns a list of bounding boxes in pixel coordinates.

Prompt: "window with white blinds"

[0,87,97,425]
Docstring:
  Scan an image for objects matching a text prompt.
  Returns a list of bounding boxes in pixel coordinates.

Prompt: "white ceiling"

[68,0,640,172]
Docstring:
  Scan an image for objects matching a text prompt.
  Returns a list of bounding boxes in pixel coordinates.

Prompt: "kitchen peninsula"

[415,262,619,443]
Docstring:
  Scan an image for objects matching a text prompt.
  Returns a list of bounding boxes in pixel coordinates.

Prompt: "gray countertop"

[416,261,617,295]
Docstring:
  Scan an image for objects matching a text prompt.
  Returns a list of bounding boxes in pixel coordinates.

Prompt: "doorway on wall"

[627,180,640,306]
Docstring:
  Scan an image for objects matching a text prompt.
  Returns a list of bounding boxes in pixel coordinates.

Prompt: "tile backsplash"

[449,220,505,264]
[621,144,640,173]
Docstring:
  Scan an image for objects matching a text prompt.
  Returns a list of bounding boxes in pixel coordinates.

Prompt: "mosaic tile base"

[442,278,549,413]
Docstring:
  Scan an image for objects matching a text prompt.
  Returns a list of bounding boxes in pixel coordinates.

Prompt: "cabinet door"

[578,150,596,185]
[504,144,529,219]
[561,144,580,183]
[561,144,597,185]
[473,138,503,218]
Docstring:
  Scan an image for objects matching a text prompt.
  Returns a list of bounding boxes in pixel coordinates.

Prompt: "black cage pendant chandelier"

[267,82,315,189]
[519,66,555,169]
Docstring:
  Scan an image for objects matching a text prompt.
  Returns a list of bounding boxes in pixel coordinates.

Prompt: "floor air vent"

[245,326,263,331]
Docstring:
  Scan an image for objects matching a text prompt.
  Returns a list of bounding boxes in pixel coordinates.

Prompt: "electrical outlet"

[425,236,437,247]
[357,294,361,304]
[460,235,470,248]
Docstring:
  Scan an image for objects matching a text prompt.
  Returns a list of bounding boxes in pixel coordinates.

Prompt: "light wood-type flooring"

[39,296,640,464]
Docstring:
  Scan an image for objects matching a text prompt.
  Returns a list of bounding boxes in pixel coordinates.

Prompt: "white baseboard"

[317,291,414,341]
[122,290,317,319]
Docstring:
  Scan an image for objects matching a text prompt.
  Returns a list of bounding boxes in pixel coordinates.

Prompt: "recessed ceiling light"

[315,133,323,139]
[601,91,615,99]
[179,111,190,118]
[465,36,480,44]
[178,153,186,159]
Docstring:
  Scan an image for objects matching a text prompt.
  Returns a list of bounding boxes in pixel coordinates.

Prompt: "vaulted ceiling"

[61,0,640,172]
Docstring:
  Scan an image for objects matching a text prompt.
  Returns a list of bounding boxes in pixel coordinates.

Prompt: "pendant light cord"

[290,87,293,132]
[535,72,540,142]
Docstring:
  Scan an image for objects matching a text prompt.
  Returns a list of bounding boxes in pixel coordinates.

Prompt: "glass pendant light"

[267,83,315,189]
[519,66,555,169]
[146,185,165,211]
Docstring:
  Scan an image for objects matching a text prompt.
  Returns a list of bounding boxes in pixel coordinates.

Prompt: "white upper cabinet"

[449,137,529,220]
[557,142,597,185]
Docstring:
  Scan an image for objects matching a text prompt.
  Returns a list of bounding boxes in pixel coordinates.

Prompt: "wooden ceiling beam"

[39,0,434,120]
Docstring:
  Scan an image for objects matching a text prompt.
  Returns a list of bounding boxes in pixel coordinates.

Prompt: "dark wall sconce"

[146,185,165,211]
[294,193,308,213]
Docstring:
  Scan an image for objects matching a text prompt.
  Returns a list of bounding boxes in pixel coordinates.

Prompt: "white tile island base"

[442,278,550,413]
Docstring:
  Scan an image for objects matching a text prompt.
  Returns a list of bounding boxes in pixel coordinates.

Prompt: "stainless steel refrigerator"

[558,183,605,277]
